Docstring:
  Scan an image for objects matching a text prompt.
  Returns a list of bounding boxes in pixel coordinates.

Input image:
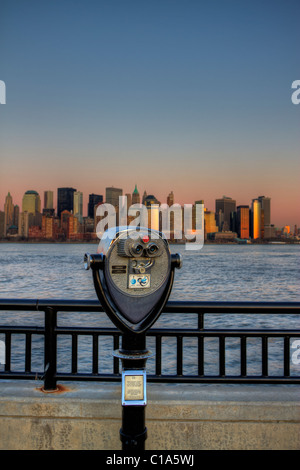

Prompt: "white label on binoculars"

[129,274,150,288]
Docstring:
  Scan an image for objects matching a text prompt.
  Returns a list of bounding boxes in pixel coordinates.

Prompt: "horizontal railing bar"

[0,299,300,314]
[147,329,300,337]
[0,326,45,334]
[2,371,298,385]
[1,326,299,337]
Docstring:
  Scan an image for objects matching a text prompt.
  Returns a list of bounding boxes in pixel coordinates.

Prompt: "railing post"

[44,307,57,391]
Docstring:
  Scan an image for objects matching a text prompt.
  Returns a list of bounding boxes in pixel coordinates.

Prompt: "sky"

[0,0,299,227]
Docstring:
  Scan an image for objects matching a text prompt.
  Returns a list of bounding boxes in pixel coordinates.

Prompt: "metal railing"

[0,299,299,390]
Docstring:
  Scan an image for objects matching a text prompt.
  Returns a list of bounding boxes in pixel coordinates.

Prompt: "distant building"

[215,196,236,231]
[18,211,29,237]
[4,192,14,234]
[258,196,271,226]
[73,191,83,223]
[105,187,122,208]
[236,205,250,239]
[204,211,218,236]
[42,215,54,239]
[57,187,76,218]
[22,190,41,214]
[167,191,175,207]
[251,199,261,239]
[13,205,19,229]
[44,191,54,210]
[125,193,132,207]
[88,194,103,219]
[0,211,5,237]
[132,185,140,205]
[144,194,160,207]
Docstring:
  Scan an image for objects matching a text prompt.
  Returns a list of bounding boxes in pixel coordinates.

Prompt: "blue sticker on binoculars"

[129,274,150,288]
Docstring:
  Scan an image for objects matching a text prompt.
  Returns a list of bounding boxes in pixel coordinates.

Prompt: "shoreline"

[0,239,299,245]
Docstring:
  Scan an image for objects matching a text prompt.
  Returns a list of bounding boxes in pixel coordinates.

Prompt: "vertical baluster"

[241,335,247,377]
[156,335,162,376]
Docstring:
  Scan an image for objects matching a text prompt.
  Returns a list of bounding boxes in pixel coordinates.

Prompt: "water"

[0,242,299,377]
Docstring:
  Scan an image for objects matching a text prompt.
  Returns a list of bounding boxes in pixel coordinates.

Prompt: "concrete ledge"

[0,380,299,450]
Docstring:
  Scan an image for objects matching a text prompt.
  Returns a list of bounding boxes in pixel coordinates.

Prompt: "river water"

[0,242,299,377]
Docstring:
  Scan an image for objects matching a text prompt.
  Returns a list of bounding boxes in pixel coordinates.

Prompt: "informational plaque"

[122,370,147,406]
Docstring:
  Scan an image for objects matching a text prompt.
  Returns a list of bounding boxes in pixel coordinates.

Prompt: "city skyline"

[0,184,298,230]
[0,1,299,228]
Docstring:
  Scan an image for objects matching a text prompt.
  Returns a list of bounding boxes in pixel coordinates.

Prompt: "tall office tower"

[215,196,236,231]
[251,199,261,239]
[13,205,19,228]
[22,190,41,214]
[88,194,103,219]
[258,196,271,225]
[57,187,76,217]
[125,193,132,208]
[18,211,29,237]
[236,206,250,239]
[0,211,5,237]
[73,191,83,223]
[204,211,218,235]
[105,187,122,208]
[44,191,54,210]
[142,191,147,205]
[167,191,175,207]
[4,192,14,234]
[132,184,140,205]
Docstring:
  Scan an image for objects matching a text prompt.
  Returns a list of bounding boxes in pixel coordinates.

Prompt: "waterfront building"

[142,191,147,205]
[88,194,103,219]
[73,191,83,223]
[125,193,132,208]
[167,191,175,207]
[204,211,218,237]
[18,211,29,237]
[132,185,140,205]
[236,205,250,239]
[13,205,19,229]
[22,190,41,214]
[144,194,160,208]
[251,199,261,239]
[42,215,54,239]
[258,196,271,226]
[57,188,76,218]
[44,191,54,210]
[4,192,14,234]
[0,211,4,237]
[215,196,236,231]
[105,187,122,208]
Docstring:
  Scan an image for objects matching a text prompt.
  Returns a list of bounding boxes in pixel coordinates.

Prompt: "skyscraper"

[44,191,54,210]
[132,185,140,205]
[57,188,76,217]
[215,196,236,231]
[22,190,41,214]
[105,187,122,208]
[251,199,261,239]
[167,191,175,206]
[258,196,271,225]
[73,191,83,223]
[4,192,14,234]
[88,194,103,219]
[236,205,250,239]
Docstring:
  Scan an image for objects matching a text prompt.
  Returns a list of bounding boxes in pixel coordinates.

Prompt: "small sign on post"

[122,370,147,407]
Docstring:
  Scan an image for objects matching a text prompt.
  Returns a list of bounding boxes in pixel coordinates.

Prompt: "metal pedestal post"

[113,333,154,451]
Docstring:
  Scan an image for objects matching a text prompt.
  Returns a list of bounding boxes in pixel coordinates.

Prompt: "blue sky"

[0,0,299,226]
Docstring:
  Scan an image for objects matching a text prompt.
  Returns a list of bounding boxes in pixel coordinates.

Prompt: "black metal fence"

[0,299,299,390]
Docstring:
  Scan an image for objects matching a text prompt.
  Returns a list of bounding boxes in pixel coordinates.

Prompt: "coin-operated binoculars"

[84,226,182,450]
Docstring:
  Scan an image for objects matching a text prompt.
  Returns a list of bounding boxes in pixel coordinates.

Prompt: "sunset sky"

[0,0,299,227]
